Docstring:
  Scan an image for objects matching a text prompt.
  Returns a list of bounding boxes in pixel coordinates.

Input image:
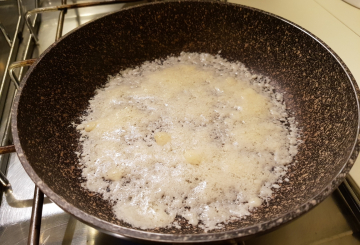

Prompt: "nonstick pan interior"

[12,1,360,242]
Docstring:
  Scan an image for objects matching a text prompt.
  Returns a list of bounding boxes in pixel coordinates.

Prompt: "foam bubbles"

[76,52,300,231]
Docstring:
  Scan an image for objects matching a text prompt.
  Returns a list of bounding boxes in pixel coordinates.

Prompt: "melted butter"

[184,150,203,165]
[85,121,97,132]
[154,132,171,146]
[106,166,123,181]
[77,52,299,231]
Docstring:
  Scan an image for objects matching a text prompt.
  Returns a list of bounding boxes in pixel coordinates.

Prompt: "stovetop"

[1,0,360,244]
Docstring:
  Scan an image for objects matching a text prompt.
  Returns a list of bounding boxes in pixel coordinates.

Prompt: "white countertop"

[229,0,360,185]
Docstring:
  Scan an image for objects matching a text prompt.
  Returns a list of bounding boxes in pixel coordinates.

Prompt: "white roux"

[76,52,300,231]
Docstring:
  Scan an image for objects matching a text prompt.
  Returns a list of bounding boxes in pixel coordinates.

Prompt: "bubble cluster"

[76,52,300,231]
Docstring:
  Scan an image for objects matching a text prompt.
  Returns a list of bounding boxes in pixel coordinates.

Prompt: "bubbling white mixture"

[76,52,300,231]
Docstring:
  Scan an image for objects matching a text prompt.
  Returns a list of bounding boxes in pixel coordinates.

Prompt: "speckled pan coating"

[11,0,360,242]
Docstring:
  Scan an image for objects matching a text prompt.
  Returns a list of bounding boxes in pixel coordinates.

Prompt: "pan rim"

[11,0,360,242]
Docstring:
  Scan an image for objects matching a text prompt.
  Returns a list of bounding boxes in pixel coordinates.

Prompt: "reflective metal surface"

[0,0,39,202]
[0,0,26,204]
[0,169,10,187]
[0,21,12,47]
[28,187,44,245]
[26,0,142,44]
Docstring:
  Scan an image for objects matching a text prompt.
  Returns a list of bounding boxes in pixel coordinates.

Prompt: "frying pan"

[3,0,360,242]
